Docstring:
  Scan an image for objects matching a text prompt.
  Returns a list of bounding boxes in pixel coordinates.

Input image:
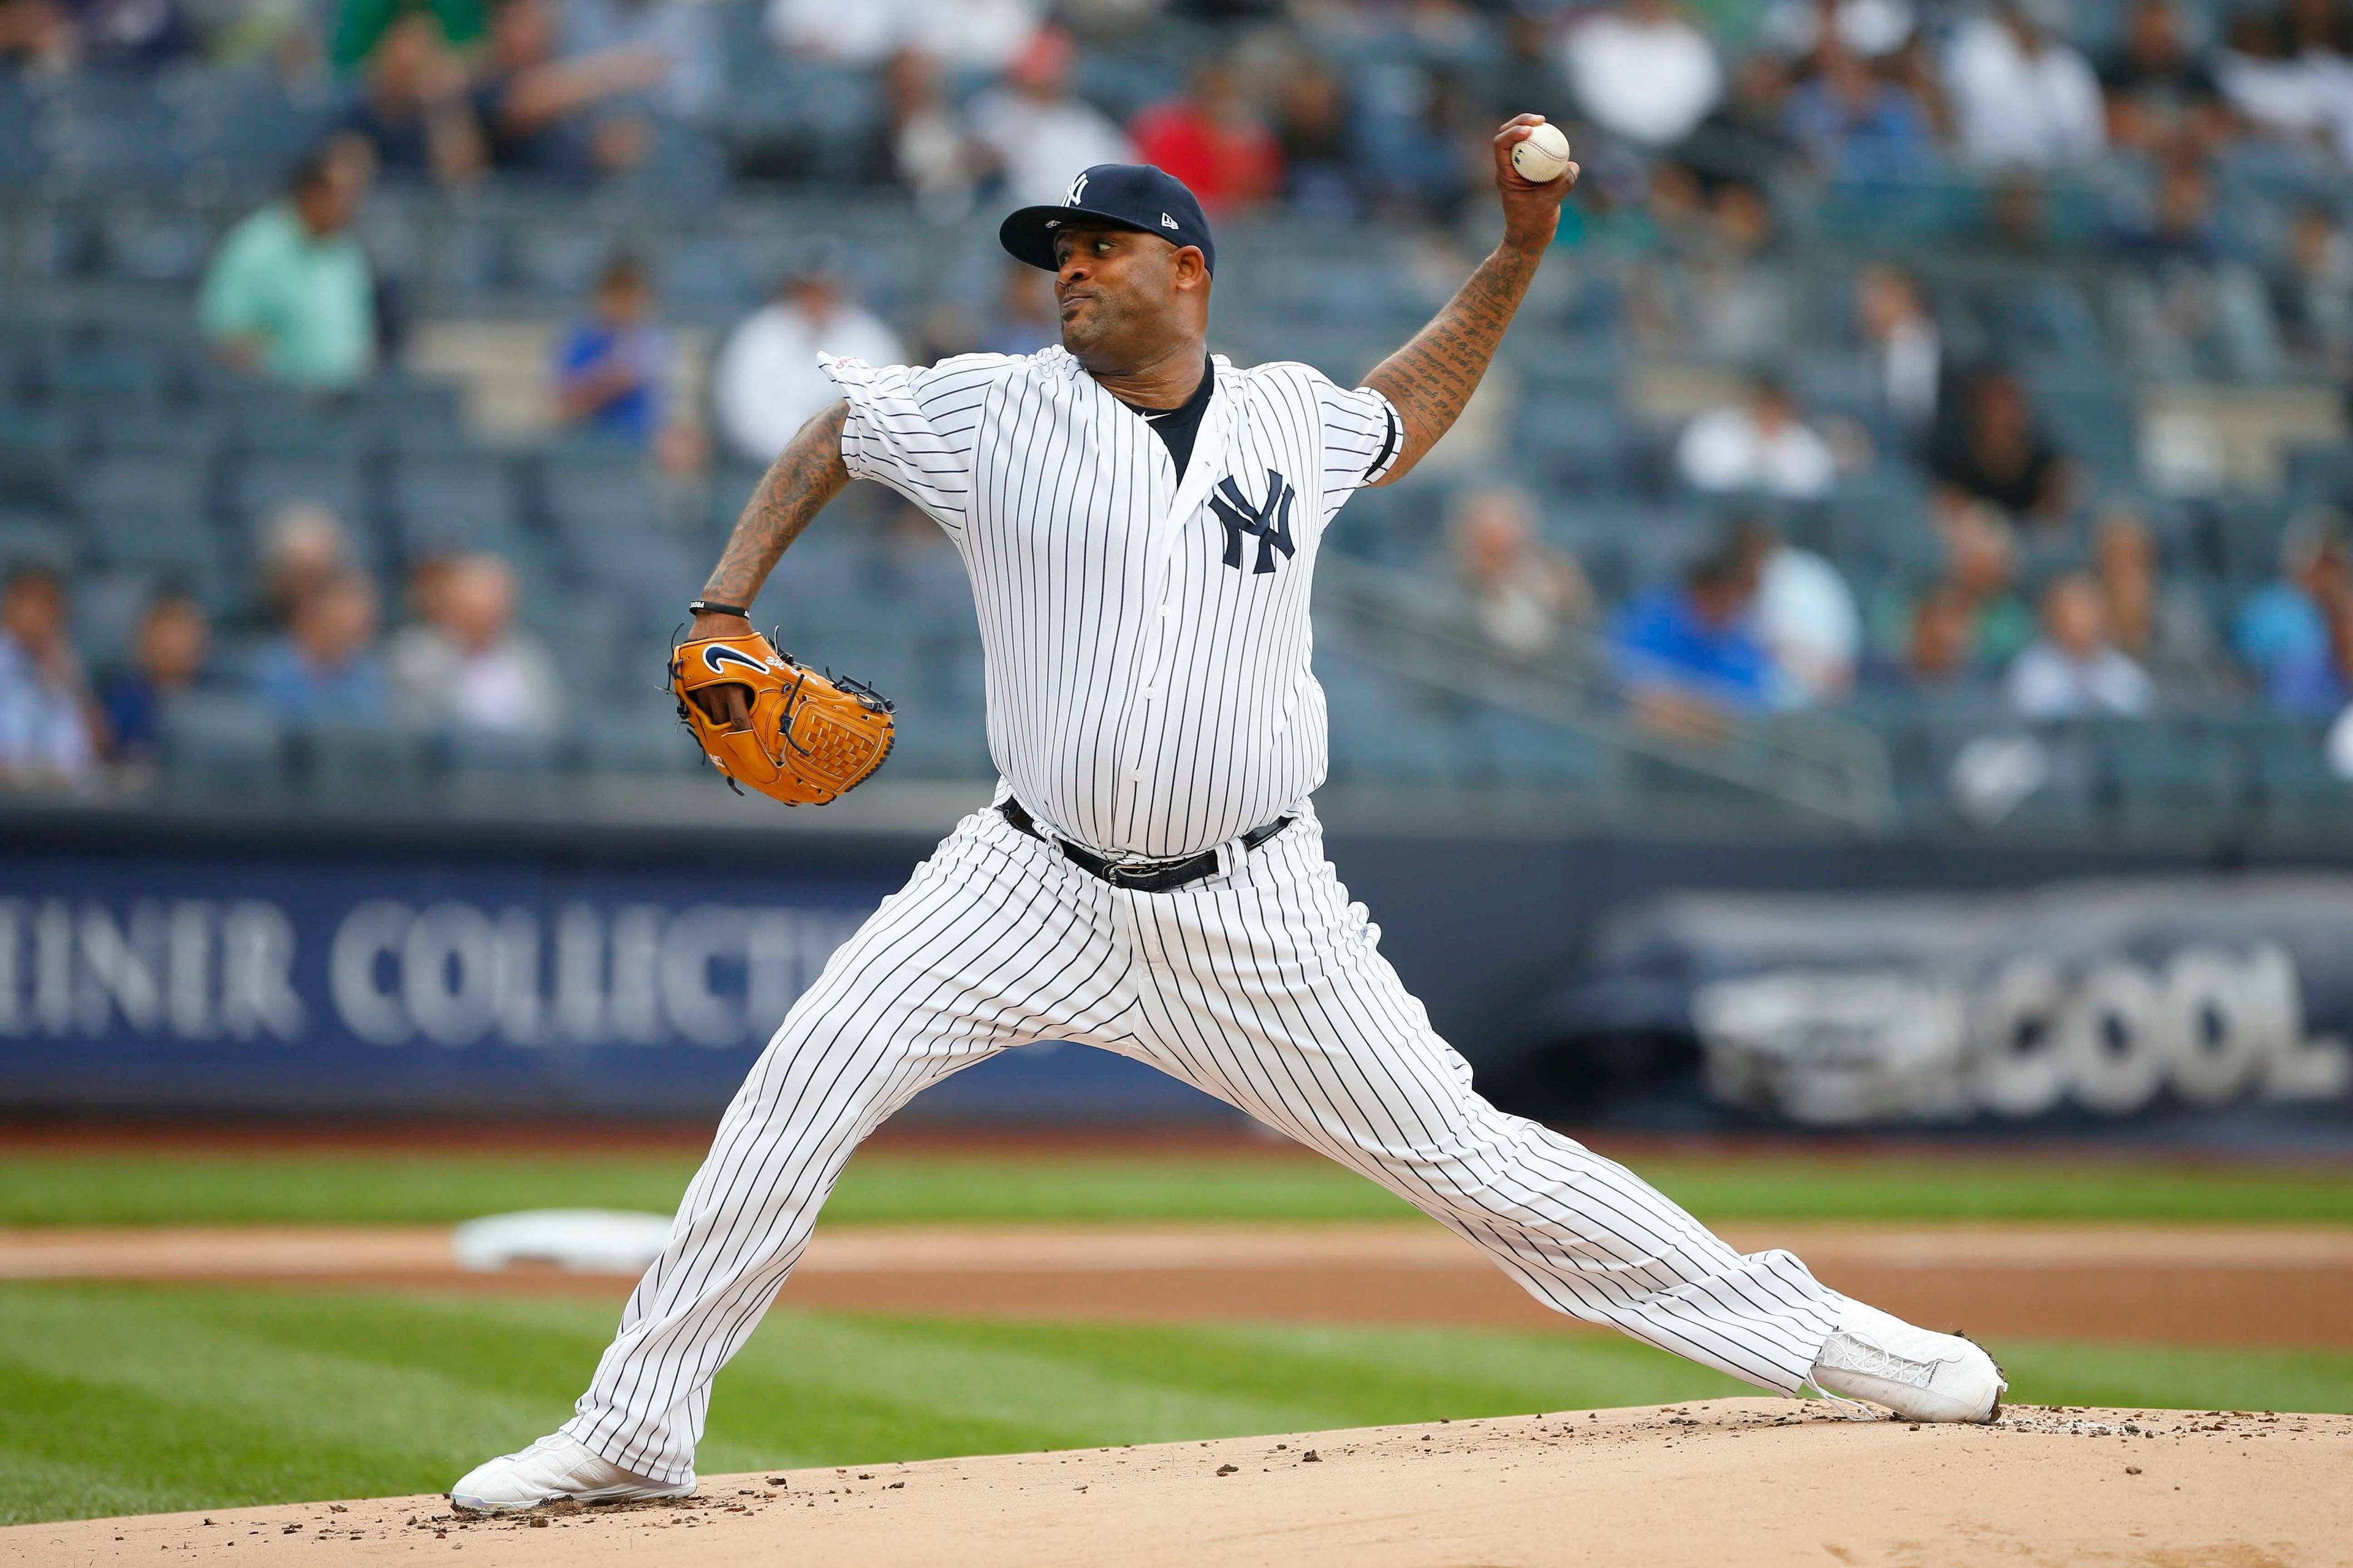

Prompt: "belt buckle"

[1103,860,1159,888]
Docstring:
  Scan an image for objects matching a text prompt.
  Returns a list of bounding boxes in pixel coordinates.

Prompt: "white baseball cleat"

[1809,1299,2007,1423]
[450,1434,694,1514]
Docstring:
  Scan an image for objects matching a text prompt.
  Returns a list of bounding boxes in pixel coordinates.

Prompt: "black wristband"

[689,599,752,619]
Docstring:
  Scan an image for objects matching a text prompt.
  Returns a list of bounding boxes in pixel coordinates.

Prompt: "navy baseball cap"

[999,164,1216,276]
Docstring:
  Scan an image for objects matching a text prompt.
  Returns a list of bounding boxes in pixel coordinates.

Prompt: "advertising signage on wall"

[0,895,869,1054]
[0,855,1232,1119]
[0,857,883,1114]
[1556,875,2353,1126]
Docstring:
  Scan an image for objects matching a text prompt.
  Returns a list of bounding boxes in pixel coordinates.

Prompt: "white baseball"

[1510,122,1572,184]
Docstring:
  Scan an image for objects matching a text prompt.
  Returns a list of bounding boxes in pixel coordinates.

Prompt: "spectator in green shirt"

[198,148,377,392]
[333,0,485,74]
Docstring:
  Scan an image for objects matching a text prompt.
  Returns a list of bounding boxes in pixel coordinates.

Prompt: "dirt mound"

[8,1401,2344,1567]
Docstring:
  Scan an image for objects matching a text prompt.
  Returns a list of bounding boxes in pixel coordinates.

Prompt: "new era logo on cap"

[1001,164,1216,276]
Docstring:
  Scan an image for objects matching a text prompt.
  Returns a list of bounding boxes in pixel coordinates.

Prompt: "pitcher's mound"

[9,1399,2346,1567]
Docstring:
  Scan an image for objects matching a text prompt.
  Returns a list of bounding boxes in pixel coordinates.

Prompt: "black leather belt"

[999,798,1292,893]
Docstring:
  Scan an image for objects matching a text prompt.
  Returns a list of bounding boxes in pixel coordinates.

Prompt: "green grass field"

[3,1282,2349,1529]
[4,1143,2348,1529]
[8,1145,2353,1227]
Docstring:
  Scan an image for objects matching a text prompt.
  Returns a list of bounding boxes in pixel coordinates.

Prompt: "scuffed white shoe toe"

[450,1433,694,1514]
[1809,1299,2006,1423]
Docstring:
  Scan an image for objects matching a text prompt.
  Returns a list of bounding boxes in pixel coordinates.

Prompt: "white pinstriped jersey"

[822,345,1401,860]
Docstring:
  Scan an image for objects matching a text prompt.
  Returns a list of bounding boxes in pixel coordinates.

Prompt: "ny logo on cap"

[1064,172,1089,206]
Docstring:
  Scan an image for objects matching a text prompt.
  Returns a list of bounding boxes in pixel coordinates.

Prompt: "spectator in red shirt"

[1130,58,1282,214]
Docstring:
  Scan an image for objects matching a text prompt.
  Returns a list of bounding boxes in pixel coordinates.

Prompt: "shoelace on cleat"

[1814,1331,1938,1390]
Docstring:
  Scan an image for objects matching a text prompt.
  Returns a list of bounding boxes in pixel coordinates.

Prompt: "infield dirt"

[8,1400,2345,1567]
[4,1220,2345,1348]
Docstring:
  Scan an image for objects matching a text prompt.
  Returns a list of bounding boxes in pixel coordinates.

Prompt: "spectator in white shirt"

[1855,262,1941,430]
[388,554,566,736]
[2006,571,2154,718]
[968,26,1134,209]
[712,259,906,463]
[765,0,919,66]
[767,0,1036,71]
[1946,0,2107,169]
[0,560,98,789]
[563,0,719,119]
[1675,374,1840,499]
[1761,0,1916,61]
[2218,5,2353,162]
[1448,485,1593,659]
[1753,528,1863,706]
[1561,0,1724,150]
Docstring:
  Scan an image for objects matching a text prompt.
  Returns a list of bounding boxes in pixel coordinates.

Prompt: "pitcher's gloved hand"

[670,629,895,807]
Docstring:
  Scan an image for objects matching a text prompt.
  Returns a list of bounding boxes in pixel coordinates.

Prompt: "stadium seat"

[540,450,664,548]
[1515,342,1628,404]
[0,509,74,570]
[91,403,224,458]
[2096,718,2240,835]
[445,726,567,777]
[1466,705,1608,789]
[1917,708,2097,836]
[70,569,158,665]
[389,452,523,557]
[2033,386,2140,488]
[229,450,370,529]
[71,450,214,563]
[523,591,636,698]
[2240,719,2353,837]
[36,74,183,189]
[1319,658,1474,786]
[880,703,993,780]
[1332,473,1459,569]
[655,234,761,315]
[0,77,40,189]
[0,405,77,508]
[160,692,286,794]
[801,629,922,705]
[1825,475,1937,577]
[169,65,339,172]
[355,376,466,450]
[510,225,615,300]
[289,719,431,800]
[94,204,216,286]
[582,696,700,774]
[569,532,710,622]
[26,333,165,404]
[2284,442,2353,509]
[1515,397,1634,490]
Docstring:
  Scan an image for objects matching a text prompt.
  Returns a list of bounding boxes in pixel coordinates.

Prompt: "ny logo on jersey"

[1210,470,1297,575]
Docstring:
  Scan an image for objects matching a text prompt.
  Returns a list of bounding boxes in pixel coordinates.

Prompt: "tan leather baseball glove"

[670,629,895,806]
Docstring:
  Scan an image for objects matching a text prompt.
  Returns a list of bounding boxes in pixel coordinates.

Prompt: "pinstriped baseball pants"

[563,802,1843,1483]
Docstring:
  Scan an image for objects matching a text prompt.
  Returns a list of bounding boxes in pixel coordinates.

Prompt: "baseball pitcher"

[453,117,2003,1513]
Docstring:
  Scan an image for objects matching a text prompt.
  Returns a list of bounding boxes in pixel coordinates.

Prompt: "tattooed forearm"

[1361,241,1545,485]
[698,402,852,611]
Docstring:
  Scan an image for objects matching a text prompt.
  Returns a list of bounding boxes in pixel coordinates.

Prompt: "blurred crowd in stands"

[4,0,2353,814]
[1,509,563,789]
